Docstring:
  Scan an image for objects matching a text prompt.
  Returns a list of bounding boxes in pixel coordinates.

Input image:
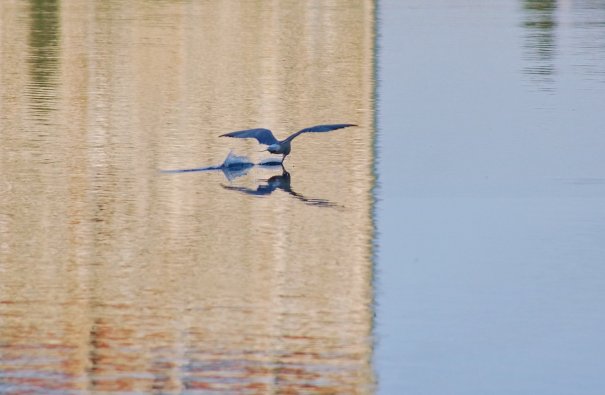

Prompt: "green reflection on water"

[28,0,60,114]
[522,0,557,84]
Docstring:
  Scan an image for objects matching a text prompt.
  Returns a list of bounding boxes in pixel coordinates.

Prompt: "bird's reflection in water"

[161,152,340,208]
[222,169,340,208]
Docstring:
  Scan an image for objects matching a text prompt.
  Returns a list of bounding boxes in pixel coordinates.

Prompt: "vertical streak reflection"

[27,0,61,117]
[0,1,377,394]
[522,0,558,89]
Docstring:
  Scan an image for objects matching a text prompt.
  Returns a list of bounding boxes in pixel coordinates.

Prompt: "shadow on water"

[161,151,341,208]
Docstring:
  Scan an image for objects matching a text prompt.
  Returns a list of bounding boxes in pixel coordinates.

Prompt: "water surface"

[2,0,604,394]
[0,1,375,393]
[377,1,605,394]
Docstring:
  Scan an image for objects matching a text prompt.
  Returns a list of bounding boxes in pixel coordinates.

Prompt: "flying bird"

[220,123,356,163]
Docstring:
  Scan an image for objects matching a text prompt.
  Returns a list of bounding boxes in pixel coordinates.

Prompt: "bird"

[219,123,356,163]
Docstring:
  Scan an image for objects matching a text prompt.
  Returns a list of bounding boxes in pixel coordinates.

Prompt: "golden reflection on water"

[0,1,375,393]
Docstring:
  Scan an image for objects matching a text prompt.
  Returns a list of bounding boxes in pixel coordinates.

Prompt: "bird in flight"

[220,123,356,163]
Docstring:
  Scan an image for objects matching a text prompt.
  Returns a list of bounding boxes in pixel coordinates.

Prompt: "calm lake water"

[377,1,605,394]
[0,1,603,394]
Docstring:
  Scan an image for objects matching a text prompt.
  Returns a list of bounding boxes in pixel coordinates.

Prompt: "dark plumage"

[220,123,356,163]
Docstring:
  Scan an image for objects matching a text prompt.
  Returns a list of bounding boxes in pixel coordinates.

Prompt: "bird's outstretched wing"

[220,128,278,146]
[284,123,357,143]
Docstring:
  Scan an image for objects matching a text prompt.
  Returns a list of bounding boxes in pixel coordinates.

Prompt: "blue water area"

[375,1,605,394]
